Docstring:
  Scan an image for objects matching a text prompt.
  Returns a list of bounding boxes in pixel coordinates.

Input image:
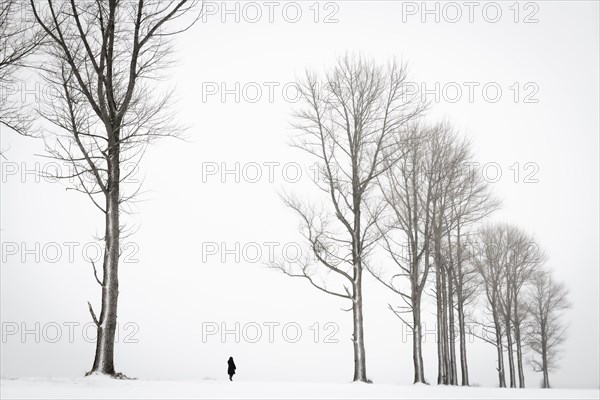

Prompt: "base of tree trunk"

[85,371,135,380]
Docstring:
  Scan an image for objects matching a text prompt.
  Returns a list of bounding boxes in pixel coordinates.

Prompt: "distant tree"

[526,270,570,388]
[474,223,545,388]
[473,224,509,388]
[504,229,545,388]
[489,226,544,388]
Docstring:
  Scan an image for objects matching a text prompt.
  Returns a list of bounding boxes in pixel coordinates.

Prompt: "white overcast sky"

[1,0,599,389]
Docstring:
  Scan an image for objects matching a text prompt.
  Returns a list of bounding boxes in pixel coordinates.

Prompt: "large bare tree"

[526,270,570,388]
[273,54,423,382]
[441,156,499,386]
[29,0,200,377]
[371,122,442,384]
[427,124,468,386]
[372,122,498,385]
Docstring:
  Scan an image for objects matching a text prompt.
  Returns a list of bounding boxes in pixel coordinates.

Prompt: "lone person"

[227,357,236,381]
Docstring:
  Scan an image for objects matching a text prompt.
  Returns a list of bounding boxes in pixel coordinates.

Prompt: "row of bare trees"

[473,225,570,388]
[273,56,425,382]
[371,121,501,386]
[2,2,570,385]
[275,54,570,388]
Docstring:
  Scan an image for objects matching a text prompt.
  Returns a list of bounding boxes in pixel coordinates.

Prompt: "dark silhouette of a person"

[227,357,236,381]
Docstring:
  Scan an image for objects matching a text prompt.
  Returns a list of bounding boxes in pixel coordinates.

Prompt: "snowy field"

[1,378,599,400]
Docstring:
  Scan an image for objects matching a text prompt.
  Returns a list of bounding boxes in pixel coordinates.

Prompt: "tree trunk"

[457,297,469,385]
[514,318,525,387]
[435,261,445,385]
[412,297,426,384]
[542,331,549,388]
[352,268,368,382]
[88,140,120,376]
[455,224,469,386]
[515,336,525,388]
[448,275,458,385]
[350,174,368,383]
[505,317,516,388]
[441,266,450,385]
[493,307,506,388]
[496,337,506,388]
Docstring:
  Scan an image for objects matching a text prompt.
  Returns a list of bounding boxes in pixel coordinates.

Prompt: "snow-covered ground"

[1,378,598,399]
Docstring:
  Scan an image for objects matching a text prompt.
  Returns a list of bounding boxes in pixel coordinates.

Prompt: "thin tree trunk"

[350,166,368,383]
[496,337,506,388]
[352,267,367,382]
[448,274,458,385]
[412,219,428,385]
[441,266,450,385]
[493,307,506,388]
[457,297,469,385]
[512,295,525,388]
[455,224,469,386]
[514,314,525,388]
[542,332,549,388]
[505,316,516,388]
[542,367,549,387]
[412,297,426,384]
[436,261,445,384]
[89,141,120,375]
[515,334,525,388]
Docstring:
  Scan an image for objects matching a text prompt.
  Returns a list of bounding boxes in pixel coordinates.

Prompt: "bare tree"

[510,230,545,388]
[474,223,545,388]
[29,0,200,377]
[380,122,494,386]
[495,226,545,388]
[371,122,444,384]
[450,231,487,385]
[426,124,469,386]
[526,270,570,388]
[0,0,44,139]
[273,54,423,382]
[398,123,499,387]
[473,224,509,388]
[443,157,500,386]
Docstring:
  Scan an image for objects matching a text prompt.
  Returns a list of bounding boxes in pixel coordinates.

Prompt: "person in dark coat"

[227,357,236,381]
